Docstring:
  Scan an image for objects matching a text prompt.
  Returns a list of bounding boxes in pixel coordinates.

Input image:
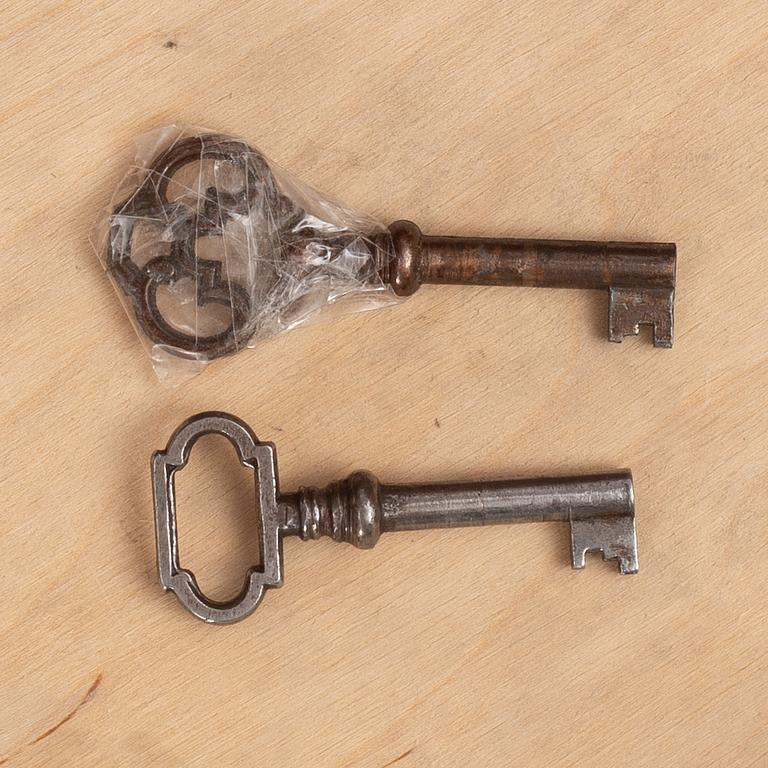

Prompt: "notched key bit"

[153,413,639,624]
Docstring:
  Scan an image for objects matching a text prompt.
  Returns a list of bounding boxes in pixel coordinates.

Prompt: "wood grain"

[1,1,766,765]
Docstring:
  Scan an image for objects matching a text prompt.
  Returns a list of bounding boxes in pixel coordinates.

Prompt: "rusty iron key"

[107,133,677,360]
[153,413,639,624]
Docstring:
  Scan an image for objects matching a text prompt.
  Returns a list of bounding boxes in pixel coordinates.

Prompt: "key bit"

[153,413,639,624]
[106,133,676,361]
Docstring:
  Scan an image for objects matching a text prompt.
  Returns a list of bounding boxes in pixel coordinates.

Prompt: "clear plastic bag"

[93,125,397,384]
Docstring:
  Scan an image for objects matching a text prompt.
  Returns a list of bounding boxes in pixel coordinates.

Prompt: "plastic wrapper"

[93,125,397,385]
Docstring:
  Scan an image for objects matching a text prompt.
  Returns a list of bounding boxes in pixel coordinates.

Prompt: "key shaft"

[284,470,637,574]
[382,220,676,347]
[380,474,633,529]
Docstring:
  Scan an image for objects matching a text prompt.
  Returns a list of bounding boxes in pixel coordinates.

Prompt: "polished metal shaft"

[379,473,633,531]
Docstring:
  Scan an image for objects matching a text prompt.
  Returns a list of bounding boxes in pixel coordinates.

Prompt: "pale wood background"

[1,1,766,766]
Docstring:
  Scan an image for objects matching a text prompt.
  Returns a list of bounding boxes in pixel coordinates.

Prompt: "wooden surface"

[1,1,767,765]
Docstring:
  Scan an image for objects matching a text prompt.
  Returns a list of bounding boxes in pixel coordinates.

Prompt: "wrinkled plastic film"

[93,125,397,384]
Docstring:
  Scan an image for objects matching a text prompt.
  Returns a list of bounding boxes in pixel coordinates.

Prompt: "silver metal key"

[153,413,639,623]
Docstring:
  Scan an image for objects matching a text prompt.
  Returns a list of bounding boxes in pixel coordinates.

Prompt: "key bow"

[152,412,283,624]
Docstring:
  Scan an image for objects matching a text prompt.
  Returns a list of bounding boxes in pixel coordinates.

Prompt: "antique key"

[106,130,676,364]
[153,413,639,624]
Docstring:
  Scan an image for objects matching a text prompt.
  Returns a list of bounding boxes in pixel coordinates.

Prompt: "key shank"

[283,470,638,574]
[381,220,676,347]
